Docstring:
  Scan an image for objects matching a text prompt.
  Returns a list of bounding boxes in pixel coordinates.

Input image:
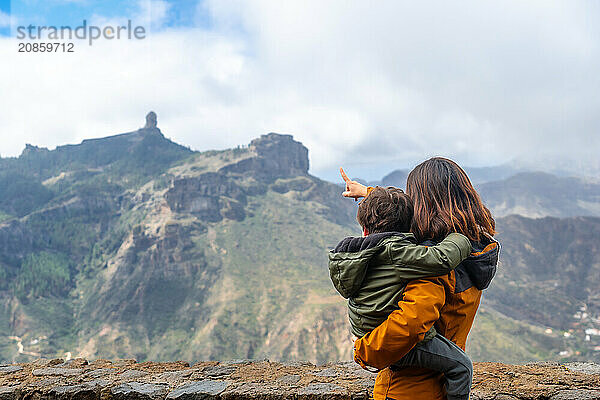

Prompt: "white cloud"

[0,10,11,28]
[1,0,599,181]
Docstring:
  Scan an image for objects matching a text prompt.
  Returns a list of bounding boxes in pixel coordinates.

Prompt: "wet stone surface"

[0,387,17,400]
[0,359,597,399]
[48,380,110,400]
[548,389,600,400]
[201,366,236,378]
[297,382,348,397]
[32,368,83,377]
[166,380,230,399]
[85,368,116,379]
[312,368,338,378]
[565,362,600,375]
[0,367,22,375]
[154,371,194,384]
[275,375,301,385]
[112,383,169,400]
[120,370,150,380]
[220,383,286,399]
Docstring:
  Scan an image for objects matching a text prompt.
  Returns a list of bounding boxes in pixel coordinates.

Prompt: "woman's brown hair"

[406,157,495,242]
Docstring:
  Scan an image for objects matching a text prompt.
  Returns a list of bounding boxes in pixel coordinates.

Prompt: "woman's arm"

[353,276,449,370]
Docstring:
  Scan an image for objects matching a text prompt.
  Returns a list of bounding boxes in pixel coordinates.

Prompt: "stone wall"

[0,358,599,400]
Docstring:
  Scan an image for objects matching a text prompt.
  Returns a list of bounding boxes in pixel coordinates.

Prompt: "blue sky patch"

[4,0,210,38]
[11,0,140,28]
[0,0,9,37]
[169,0,204,28]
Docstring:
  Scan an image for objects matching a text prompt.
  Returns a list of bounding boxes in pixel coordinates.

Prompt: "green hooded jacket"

[329,232,472,338]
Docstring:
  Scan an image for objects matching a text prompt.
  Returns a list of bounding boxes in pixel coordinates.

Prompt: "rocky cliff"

[0,359,598,399]
[1,113,600,365]
[0,116,359,364]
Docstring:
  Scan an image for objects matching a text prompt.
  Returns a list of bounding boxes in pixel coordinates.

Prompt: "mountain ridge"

[0,114,599,364]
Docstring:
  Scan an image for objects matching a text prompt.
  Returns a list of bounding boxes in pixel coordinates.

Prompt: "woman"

[341,157,499,400]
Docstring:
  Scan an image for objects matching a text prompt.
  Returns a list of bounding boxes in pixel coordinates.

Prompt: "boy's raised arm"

[387,233,471,279]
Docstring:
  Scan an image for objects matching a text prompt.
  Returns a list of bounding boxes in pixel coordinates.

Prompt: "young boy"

[329,186,473,400]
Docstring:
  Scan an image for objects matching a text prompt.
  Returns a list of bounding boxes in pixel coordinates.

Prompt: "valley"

[0,115,599,364]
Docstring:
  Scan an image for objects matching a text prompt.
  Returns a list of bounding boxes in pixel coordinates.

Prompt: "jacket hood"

[458,236,500,291]
[328,232,407,298]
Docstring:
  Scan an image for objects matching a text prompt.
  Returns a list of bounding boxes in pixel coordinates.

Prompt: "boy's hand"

[340,167,368,199]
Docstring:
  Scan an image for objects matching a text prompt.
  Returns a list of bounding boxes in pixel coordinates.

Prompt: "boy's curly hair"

[357,186,413,234]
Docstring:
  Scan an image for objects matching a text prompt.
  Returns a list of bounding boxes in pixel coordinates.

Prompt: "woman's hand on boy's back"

[340,167,369,199]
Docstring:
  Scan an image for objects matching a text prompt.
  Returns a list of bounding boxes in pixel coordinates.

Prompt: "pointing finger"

[340,167,351,183]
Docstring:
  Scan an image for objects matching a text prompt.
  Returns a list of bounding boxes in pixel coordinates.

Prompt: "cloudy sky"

[0,0,598,181]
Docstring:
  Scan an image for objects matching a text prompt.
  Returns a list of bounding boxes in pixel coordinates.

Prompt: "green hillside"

[0,115,599,364]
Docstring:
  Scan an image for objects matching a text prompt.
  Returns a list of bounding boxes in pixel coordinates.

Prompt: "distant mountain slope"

[375,165,519,189]
[465,165,520,185]
[376,169,600,219]
[73,133,357,362]
[469,215,600,362]
[380,169,408,188]
[491,215,600,327]
[0,117,192,220]
[0,115,599,364]
[478,172,600,218]
[0,122,358,363]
